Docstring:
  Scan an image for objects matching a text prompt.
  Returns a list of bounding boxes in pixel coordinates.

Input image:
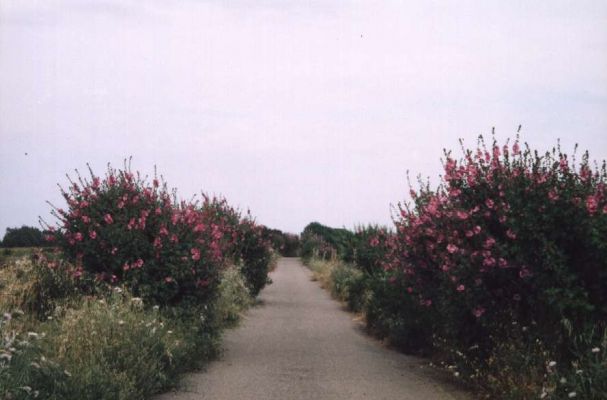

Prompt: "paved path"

[156,258,472,400]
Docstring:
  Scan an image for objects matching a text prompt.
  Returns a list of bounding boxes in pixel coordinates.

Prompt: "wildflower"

[548,361,557,367]
[560,377,567,384]
[568,392,577,398]
[191,248,201,261]
[485,198,494,209]
[447,244,458,254]
[457,284,465,292]
[104,213,113,224]
[64,369,72,377]
[74,232,83,241]
[118,320,125,325]
[89,230,97,239]
[591,347,600,353]
[27,332,39,340]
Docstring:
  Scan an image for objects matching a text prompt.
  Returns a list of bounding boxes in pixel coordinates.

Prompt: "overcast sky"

[1,0,606,235]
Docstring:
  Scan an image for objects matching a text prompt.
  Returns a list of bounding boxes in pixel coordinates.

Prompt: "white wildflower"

[568,392,577,398]
[548,361,557,367]
[591,347,600,353]
[560,377,567,384]
[27,332,39,340]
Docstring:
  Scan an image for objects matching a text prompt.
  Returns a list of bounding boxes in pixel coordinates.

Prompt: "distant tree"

[1,226,48,248]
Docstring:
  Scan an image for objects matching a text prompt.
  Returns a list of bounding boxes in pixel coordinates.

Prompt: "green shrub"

[214,264,253,327]
[236,219,273,297]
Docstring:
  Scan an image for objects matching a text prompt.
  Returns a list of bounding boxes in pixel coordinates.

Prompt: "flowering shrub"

[350,225,395,274]
[382,136,607,396]
[393,137,606,343]
[45,165,233,307]
[235,218,273,297]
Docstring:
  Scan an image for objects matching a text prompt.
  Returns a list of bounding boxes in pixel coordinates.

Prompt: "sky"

[1,0,606,235]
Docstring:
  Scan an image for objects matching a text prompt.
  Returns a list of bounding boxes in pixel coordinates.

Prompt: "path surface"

[156,258,472,400]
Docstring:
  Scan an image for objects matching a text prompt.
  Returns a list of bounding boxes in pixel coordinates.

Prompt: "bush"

[214,264,253,327]
[45,165,232,307]
[0,253,82,319]
[350,225,395,274]
[301,222,354,261]
[387,136,607,396]
[1,226,50,248]
[236,219,273,297]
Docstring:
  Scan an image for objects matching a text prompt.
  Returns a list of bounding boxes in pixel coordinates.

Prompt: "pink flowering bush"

[385,136,607,392]
[45,165,230,307]
[349,225,396,274]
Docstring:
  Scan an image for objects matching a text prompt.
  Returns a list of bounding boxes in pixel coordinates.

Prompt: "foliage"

[262,228,300,257]
[349,225,395,274]
[1,226,50,248]
[235,218,273,297]
[300,222,354,261]
[44,164,260,308]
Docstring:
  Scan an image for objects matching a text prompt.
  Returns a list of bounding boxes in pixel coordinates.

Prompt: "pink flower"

[457,284,465,292]
[586,195,599,214]
[512,142,520,155]
[506,229,516,240]
[74,232,83,242]
[485,198,494,209]
[447,244,459,254]
[548,190,559,202]
[473,225,482,234]
[472,307,485,318]
[111,247,118,255]
[104,214,113,224]
[89,230,97,239]
[484,237,496,249]
[123,263,130,271]
[164,277,173,283]
[369,237,380,247]
[82,215,90,224]
[456,210,469,220]
[191,248,201,261]
[117,201,125,209]
[483,257,496,267]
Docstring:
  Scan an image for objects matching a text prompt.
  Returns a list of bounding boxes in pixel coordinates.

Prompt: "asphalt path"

[156,257,472,400]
